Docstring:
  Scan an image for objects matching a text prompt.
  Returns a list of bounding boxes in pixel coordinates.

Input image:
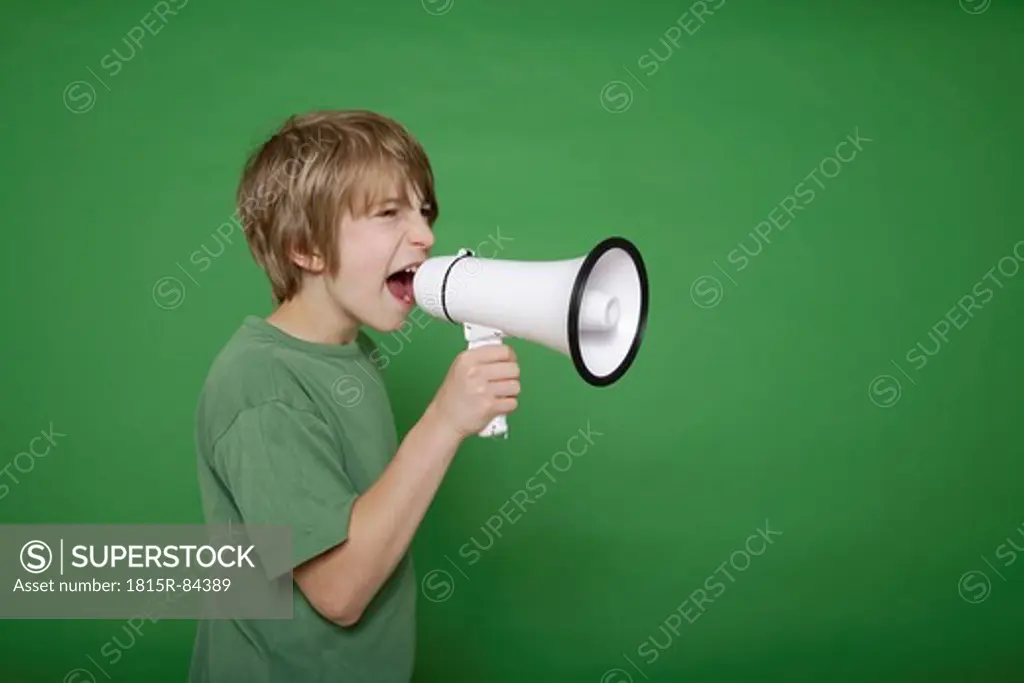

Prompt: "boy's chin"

[366,298,416,332]
[371,318,406,333]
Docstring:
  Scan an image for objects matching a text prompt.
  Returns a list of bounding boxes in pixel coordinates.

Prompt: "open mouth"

[386,263,420,305]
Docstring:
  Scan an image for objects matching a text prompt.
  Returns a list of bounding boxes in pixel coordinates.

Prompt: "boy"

[189,110,521,683]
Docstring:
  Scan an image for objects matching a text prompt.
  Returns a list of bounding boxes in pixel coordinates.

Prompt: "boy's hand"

[429,344,520,440]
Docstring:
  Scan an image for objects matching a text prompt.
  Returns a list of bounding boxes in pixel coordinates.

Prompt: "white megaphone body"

[412,237,649,438]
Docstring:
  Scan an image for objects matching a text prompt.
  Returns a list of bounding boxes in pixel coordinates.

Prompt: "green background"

[2,0,1023,681]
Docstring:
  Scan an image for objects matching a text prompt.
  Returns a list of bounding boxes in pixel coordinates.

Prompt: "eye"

[420,203,434,217]
[376,207,399,218]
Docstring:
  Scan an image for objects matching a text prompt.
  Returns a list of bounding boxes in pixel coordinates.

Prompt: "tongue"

[387,271,414,302]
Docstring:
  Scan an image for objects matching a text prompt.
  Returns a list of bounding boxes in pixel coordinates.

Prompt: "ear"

[290,247,325,273]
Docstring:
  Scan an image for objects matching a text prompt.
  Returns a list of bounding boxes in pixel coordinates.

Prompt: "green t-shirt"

[189,315,416,683]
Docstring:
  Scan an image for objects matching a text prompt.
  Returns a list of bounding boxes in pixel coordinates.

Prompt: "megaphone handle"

[464,323,509,439]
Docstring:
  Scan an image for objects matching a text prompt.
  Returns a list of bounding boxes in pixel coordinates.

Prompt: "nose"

[409,216,435,250]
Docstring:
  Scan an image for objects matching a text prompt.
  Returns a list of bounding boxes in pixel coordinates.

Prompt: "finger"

[480,362,520,381]
[492,397,518,415]
[468,344,516,363]
[490,380,521,398]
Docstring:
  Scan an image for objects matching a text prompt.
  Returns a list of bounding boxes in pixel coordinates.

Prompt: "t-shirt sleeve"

[210,400,356,581]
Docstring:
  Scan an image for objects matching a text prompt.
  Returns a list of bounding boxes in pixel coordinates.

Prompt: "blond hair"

[236,110,439,304]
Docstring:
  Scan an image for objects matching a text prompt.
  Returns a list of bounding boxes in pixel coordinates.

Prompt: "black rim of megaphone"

[567,236,649,387]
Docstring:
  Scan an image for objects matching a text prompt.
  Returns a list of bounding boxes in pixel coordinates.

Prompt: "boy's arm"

[293,402,459,627]
[294,343,519,627]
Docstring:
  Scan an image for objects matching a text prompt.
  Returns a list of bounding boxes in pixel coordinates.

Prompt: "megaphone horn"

[413,236,649,437]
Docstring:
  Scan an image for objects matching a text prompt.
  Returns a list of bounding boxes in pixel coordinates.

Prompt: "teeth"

[391,264,420,277]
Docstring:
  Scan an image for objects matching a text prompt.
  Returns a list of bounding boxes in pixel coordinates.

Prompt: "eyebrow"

[376,196,431,208]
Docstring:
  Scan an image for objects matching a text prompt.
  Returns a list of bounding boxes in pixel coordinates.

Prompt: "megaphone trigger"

[464,322,509,439]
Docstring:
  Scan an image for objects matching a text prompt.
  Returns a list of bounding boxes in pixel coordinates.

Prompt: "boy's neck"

[267,286,361,346]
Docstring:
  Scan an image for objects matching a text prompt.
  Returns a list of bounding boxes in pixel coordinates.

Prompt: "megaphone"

[413,236,649,438]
